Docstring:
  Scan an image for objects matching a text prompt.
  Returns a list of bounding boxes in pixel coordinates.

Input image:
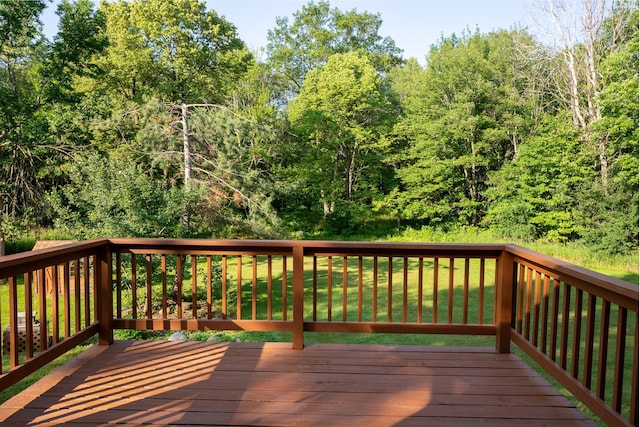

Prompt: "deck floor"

[0,340,595,426]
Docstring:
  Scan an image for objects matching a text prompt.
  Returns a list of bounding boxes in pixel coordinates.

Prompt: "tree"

[266,0,403,102]
[85,0,252,187]
[484,114,592,242]
[534,0,636,191]
[187,106,282,237]
[93,0,250,105]
[386,30,536,227]
[591,5,638,194]
[287,52,398,229]
[579,6,639,253]
[76,0,259,236]
[0,0,48,256]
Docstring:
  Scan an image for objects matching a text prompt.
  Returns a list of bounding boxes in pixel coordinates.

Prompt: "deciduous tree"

[287,52,398,225]
[266,0,403,102]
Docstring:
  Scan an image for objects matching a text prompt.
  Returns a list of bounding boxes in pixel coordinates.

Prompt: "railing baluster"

[372,257,378,322]
[206,255,212,319]
[402,257,408,323]
[192,255,198,319]
[597,300,611,399]
[433,258,439,323]
[357,256,363,322]
[478,258,485,324]
[147,255,154,319]
[236,255,242,321]
[176,255,182,320]
[612,307,628,412]
[203,255,212,319]
[571,288,583,379]
[116,253,122,318]
[282,256,288,321]
[516,265,525,334]
[541,275,550,354]
[418,257,423,323]
[524,267,532,341]
[583,294,597,388]
[63,262,71,338]
[267,255,273,321]
[550,277,560,361]
[252,255,258,321]
[560,283,571,370]
[51,265,59,345]
[131,255,137,319]
[448,258,454,324]
[493,260,498,324]
[388,257,393,322]
[8,276,18,369]
[37,268,47,351]
[342,256,348,322]
[533,271,541,347]
[24,271,33,359]
[463,258,469,324]
[221,255,227,319]
[312,256,317,322]
[327,256,333,322]
[74,259,81,332]
[84,256,91,328]
[161,255,167,319]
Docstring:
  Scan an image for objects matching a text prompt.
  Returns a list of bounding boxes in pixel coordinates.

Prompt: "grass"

[388,226,639,284]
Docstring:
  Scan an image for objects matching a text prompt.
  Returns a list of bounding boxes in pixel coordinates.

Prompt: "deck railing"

[0,238,637,426]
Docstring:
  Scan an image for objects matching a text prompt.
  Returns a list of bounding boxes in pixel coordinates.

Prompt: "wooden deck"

[0,340,595,426]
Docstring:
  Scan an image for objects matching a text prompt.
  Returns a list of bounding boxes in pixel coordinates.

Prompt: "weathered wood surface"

[0,340,595,426]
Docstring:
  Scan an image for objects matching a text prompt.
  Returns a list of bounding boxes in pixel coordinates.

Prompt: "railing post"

[292,244,305,350]
[96,242,113,345]
[496,248,515,353]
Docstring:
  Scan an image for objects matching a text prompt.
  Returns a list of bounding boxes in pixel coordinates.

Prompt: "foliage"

[91,0,251,105]
[484,114,592,242]
[0,0,49,217]
[0,0,635,257]
[384,30,536,227]
[187,106,283,238]
[286,51,399,227]
[266,0,403,101]
[48,154,200,239]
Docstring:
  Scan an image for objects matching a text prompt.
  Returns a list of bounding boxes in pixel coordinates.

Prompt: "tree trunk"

[181,103,191,231]
[0,226,5,258]
[182,103,192,190]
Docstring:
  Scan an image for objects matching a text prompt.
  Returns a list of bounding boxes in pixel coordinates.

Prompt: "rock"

[168,332,188,341]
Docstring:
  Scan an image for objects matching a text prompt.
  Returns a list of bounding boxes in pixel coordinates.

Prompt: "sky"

[41,0,536,65]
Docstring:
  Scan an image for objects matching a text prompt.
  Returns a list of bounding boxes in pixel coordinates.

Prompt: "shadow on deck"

[0,340,594,426]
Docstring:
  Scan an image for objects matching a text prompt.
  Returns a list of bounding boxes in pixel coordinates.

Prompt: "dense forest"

[0,0,637,257]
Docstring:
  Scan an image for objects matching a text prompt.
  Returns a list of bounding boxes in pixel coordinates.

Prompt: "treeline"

[0,0,637,256]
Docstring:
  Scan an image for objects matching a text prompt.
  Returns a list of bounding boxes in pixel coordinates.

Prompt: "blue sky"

[42,0,535,64]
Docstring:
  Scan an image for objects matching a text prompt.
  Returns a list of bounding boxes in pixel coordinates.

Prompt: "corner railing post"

[96,241,113,345]
[292,244,305,350]
[496,248,515,353]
